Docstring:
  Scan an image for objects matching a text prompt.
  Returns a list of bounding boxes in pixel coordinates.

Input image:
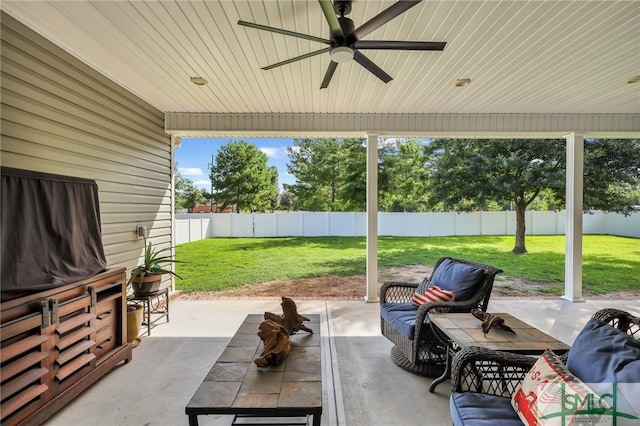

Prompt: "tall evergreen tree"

[209,141,278,212]
[337,138,367,211]
[285,138,344,211]
[266,166,280,212]
[386,138,431,212]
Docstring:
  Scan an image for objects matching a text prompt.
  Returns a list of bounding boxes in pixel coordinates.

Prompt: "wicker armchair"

[380,257,503,376]
[451,308,640,395]
[450,308,640,425]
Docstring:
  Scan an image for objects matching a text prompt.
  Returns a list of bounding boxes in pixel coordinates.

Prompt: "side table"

[129,287,170,336]
[428,312,570,393]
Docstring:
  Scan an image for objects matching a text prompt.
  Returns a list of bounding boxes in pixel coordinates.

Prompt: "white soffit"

[2,0,639,122]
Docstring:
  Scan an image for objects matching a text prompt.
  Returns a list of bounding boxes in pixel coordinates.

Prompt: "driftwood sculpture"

[264,296,313,335]
[471,309,516,336]
[254,319,291,368]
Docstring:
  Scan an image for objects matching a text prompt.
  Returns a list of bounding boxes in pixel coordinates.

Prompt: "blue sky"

[175,137,295,190]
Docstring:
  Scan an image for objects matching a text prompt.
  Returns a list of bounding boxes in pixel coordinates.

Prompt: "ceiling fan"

[238,0,446,89]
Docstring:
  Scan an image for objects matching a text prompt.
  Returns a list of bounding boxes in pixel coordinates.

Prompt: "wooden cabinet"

[0,268,131,426]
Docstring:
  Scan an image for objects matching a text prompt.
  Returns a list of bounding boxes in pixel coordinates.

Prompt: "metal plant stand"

[129,287,170,336]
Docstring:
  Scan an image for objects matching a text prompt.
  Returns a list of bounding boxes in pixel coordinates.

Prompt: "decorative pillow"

[411,285,456,307]
[430,258,485,301]
[415,277,431,295]
[511,349,607,426]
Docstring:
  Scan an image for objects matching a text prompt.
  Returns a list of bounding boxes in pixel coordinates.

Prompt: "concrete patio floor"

[44,297,640,426]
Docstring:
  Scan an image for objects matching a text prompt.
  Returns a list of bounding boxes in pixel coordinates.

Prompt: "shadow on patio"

[44,297,640,426]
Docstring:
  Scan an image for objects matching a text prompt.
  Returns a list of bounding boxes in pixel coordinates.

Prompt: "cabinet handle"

[49,299,59,325]
[88,286,97,307]
[41,301,50,328]
[97,310,113,320]
[97,338,113,349]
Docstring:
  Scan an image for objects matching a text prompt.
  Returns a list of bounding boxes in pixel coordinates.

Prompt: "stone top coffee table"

[186,313,322,426]
[428,312,570,393]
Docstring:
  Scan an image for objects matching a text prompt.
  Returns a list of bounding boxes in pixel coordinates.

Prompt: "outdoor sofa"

[449,308,640,425]
[380,257,503,376]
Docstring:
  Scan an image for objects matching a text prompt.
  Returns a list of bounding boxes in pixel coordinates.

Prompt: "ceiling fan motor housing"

[336,16,355,44]
[333,0,352,16]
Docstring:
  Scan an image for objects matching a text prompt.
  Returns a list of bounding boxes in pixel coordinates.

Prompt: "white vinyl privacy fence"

[175,211,639,244]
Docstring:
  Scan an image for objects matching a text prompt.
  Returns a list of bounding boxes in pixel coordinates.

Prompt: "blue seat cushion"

[450,392,522,426]
[380,303,425,339]
[431,259,485,301]
[566,317,640,385]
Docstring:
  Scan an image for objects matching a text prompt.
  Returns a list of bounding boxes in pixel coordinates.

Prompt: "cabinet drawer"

[0,267,127,425]
[95,299,117,329]
[94,323,117,360]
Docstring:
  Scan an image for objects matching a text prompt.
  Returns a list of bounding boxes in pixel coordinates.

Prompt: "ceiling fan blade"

[238,20,328,44]
[350,1,422,42]
[262,48,330,71]
[320,61,338,89]
[318,0,345,41]
[356,40,446,51]
[353,50,392,84]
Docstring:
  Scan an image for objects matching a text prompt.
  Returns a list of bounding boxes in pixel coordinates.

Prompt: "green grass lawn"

[175,235,640,295]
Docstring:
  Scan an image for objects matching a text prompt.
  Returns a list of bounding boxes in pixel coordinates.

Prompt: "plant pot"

[126,304,144,346]
[131,274,162,296]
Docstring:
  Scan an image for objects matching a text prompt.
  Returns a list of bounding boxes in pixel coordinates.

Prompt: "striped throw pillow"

[411,285,456,306]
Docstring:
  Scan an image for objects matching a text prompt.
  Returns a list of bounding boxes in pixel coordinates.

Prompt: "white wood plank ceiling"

[3,0,639,117]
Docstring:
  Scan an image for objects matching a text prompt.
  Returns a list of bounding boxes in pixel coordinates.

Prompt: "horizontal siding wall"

[1,12,173,286]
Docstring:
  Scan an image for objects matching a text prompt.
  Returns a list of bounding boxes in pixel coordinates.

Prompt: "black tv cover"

[1,167,107,301]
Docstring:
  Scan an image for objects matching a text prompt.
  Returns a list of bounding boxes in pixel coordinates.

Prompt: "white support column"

[365,133,379,302]
[562,132,585,302]
[170,134,181,293]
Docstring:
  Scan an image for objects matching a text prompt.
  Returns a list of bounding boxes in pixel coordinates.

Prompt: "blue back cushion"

[431,259,485,301]
[566,317,640,384]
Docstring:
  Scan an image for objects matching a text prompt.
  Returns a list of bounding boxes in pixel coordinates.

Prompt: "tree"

[428,138,640,254]
[527,188,562,211]
[266,166,280,212]
[430,139,564,253]
[175,166,206,212]
[210,141,279,212]
[279,190,296,211]
[284,138,344,211]
[622,184,640,207]
[384,138,431,212]
[336,138,367,211]
[582,139,640,216]
[337,138,410,212]
[285,137,401,212]
[428,139,566,254]
[284,137,437,212]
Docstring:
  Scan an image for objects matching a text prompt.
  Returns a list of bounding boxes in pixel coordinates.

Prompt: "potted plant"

[128,238,182,297]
